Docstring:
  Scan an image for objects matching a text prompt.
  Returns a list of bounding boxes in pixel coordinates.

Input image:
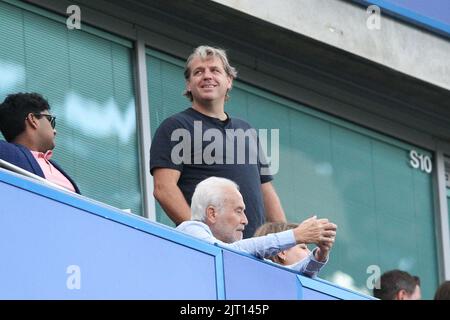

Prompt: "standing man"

[150,45,285,238]
[0,92,80,193]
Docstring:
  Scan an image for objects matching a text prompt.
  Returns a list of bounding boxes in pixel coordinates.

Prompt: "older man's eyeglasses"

[31,113,56,129]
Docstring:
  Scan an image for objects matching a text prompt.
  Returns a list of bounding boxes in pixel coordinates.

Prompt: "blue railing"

[0,167,373,300]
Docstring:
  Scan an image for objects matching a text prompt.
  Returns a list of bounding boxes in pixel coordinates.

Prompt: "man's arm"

[178,218,336,260]
[261,181,286,222]
[153,168,191,224]
[219,230,296,258]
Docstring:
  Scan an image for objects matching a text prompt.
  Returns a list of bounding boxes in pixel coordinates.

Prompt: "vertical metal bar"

[133,28,155,220]
[434,150,450,281]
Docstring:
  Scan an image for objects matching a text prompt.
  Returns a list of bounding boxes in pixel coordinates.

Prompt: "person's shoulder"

[176,220,206,231]
[0,140,7,153]
[176,220,192,231]
[0,140,11,146]
[0,142,29,162]
[177,221,213,235]
[168,108,192,119]
[0,140,20,151]
[157,108,196,129]
[176,221,217,243]
[229,116,254,129]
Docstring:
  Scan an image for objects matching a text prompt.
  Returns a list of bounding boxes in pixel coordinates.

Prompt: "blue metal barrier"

[0,168,373,300]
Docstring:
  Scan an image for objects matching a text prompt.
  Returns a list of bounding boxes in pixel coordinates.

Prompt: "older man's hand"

[293,216,337,245]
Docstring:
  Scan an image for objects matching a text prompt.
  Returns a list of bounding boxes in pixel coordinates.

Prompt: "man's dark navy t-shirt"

[150,107,273,238]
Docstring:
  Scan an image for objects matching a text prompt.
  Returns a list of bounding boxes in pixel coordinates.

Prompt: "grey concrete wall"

[213,0,450,91]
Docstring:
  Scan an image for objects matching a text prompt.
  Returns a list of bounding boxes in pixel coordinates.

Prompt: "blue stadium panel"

[221,249,375,300]
[299,276,375,300]
[0,168,373,299]
[221,250,302,300]
[0,169,220,299]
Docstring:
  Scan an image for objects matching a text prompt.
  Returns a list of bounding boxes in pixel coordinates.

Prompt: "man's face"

[209,186,247,243]
[35,110,56,152]
[186,56,232,105]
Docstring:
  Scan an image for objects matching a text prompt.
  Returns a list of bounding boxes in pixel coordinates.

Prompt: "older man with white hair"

[176,177,337,277]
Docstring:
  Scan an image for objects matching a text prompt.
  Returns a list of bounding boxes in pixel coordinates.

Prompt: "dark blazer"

[0,140,80,194]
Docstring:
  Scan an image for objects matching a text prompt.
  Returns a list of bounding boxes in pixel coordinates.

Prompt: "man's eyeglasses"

[31,113,56,129]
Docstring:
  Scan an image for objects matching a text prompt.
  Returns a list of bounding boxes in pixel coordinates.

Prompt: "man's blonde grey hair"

[183,45,238,102]
[191,176,239,221]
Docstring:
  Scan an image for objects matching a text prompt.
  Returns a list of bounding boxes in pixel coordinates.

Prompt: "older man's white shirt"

[176,220,327,278]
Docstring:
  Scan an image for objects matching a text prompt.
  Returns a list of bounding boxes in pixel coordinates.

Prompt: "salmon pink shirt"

[31,150,76,192]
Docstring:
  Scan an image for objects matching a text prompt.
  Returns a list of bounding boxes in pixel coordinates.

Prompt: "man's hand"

[293,216,337,245]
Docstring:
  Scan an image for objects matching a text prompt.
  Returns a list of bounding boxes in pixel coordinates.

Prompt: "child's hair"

[254,222,299,264]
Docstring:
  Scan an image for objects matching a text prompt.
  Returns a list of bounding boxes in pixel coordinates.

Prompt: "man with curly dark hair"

[0,92,80,193]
